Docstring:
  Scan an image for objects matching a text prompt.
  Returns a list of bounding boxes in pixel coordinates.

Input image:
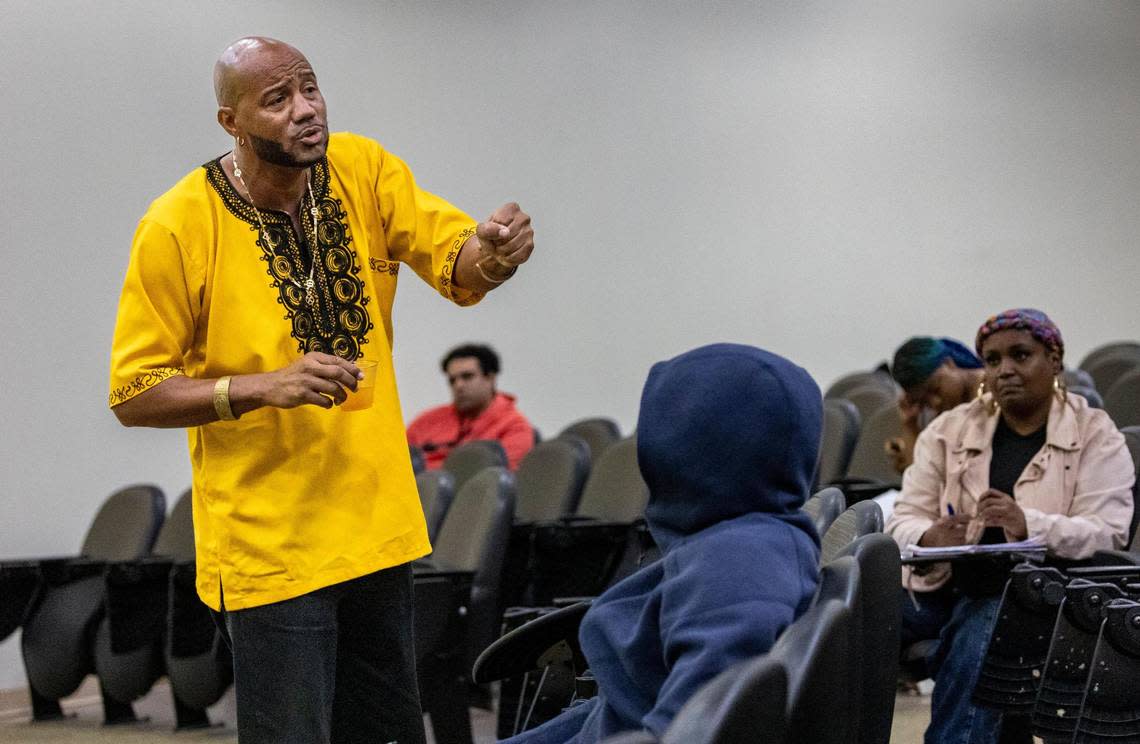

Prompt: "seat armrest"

[105,557,175,654]
[1089,549,1140,567]
[39,556,107,585]
[472,601,591,684]
[0,560,45,642]
[413,571,474,663]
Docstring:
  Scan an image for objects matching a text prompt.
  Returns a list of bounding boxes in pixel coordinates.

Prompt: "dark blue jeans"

[213,563,425,744]
[901,586,1003,744]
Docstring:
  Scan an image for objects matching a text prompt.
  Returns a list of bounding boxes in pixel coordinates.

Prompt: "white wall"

[1,0,1138,688]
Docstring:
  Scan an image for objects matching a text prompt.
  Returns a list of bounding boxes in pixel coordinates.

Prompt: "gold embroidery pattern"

[109,367,184,407]
[204,158,374,360]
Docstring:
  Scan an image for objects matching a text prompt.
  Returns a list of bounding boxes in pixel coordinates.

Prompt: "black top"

[983,417,1047,543]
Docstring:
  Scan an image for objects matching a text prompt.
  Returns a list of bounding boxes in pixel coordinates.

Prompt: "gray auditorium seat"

[802,487,846,539]
[818,399,861,487]
[820,500,883,566]
[1105,368,1140,428]
[844,402,904,486]
[19,485,165,722]
[840,383,897,425]
[557,417,621,465]
[825,370,897,402]
[1081,348,1140,396]
[416,469,456,541]
[416,467,516,743]
[514,436,591,523]
[441,439,508,491]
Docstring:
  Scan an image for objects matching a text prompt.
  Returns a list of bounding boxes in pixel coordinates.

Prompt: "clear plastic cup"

[341,360,378,412]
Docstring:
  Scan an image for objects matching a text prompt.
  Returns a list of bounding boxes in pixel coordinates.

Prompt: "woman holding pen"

[885,308,1135,744]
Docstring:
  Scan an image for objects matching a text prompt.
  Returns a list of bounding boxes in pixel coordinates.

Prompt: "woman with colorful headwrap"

[885,309,1135,744]
[886,337,985,472]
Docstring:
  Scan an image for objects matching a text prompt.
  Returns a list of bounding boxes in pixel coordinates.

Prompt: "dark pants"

[901,585,1004,744]
[213,564,426,744]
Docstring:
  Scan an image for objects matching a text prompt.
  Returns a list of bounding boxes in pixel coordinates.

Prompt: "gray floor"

[0,677,930,743]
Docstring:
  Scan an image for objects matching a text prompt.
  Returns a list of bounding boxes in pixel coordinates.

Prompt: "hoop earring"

[236,136,245,147]
[1053,375,1067,404]
[977,380,999,415]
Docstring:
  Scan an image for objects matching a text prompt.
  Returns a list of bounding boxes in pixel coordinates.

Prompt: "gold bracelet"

[475,258,517,285]
[213,376,237,421]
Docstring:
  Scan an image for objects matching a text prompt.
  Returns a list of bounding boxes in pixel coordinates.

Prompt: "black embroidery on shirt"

[447,225,479,307]
[369,257,400,276]
[204,157,374,360]
[109,366,184,407]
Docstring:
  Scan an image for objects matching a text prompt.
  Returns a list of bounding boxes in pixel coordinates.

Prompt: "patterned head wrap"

[975,308,1064,359]
[891,337,982,390]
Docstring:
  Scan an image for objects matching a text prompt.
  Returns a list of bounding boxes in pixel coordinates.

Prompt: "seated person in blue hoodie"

[502,342,823,742]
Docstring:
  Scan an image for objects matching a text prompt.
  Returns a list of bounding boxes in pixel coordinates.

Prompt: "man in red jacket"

[407,344,535,469]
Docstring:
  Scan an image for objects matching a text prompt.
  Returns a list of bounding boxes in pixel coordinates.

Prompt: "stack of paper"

[902,535,1046,561]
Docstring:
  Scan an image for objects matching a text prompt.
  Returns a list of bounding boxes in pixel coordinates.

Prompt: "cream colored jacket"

[885,393,1135,591]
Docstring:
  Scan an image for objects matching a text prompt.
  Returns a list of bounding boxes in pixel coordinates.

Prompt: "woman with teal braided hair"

[886,337,985,472]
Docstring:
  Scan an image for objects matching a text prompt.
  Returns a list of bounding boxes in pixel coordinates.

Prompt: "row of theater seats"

[0,416,645,741]
[972,559,1140,742]
[404,418,653,742]
[817,339,1140,500]
[0,486,230,729]
[473,488,903,744]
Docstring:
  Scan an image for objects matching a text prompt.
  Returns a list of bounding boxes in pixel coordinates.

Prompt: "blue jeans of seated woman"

[212,563,425,744]
[901,587,1003,744]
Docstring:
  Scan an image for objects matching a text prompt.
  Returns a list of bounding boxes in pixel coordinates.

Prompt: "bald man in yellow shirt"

[109,37,534,744]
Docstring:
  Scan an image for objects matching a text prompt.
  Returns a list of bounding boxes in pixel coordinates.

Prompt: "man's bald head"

[213,37,309,108]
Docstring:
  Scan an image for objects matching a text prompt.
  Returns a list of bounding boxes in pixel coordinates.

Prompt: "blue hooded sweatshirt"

[502,343,822,742]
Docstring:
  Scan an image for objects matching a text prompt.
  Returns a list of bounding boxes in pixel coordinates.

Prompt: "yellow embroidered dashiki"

[108,132,481,610]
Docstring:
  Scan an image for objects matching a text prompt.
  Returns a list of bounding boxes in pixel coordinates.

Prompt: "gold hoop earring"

[1053,375,1067,403]
[236,136,245,147]
[977,380,999,415]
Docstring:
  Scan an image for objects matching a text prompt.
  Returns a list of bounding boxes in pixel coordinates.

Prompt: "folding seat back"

[820,500,882,565]
[20,485,165,720]
[767,597,852,744]
[97,489,195,716]
[522,438,648,603]
[1032,579,1125,740]
[802,487,845,539]
[1078,342,1140,376]
[843,403,904,487]
[416,469,456,542]
[1105,369,1140,429]
[431,467,516,666]
[817,399,861,487]
[152,489,232,729]
[1073,597,1140,741]
[515,436,591,523]
[1082,349,1140,397]
[441,439,507,491]
[971,563,1068,714]
[840,384,897,425]
[662,655,787,744]
[153,488,195,560]
[574,436,648,522]
[833,534,901,744]
[557,417,621,463]
[80,484,166,561]
[824,370,897,402]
